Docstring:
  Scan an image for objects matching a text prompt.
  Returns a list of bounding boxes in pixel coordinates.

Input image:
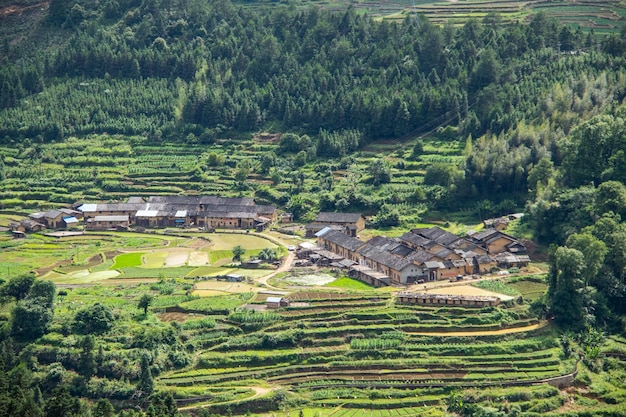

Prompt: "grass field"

[111,252,144,269]
[326,277,374,290]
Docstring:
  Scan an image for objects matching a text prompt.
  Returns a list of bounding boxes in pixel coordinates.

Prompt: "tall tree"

[138,294,153,315]
[549,247,586,330]
[78,335,97,380]
[232,245,246,262]
[137,352,154,397]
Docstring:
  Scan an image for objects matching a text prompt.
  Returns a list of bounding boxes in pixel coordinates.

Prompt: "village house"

[469,228,527,255]
[10,218,45,233]
[316,228,365,261]
[266,297,289,309]
[304,226,530,287]
[348,264,391,287]
[78,195,277,230]
[86,215,130,231]
[42,210,64,229]
[397,292,501,307]
[305,212,365,237]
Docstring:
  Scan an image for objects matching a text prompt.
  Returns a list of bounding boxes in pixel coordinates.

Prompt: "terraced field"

[237,0,626,35]
[157,290,582,415]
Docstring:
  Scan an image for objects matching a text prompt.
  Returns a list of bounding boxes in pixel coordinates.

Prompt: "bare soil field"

[157,312,201,322]
[193,281,260,294]
[188,251,209,266]
[165,249,190,267]
[424,283,515,301]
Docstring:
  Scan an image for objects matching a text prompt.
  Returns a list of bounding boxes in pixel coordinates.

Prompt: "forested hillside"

[1,0,626,211]
[2,1,626,415]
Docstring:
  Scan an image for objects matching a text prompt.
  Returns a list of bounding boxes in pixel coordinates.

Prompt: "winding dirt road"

[178,386,272,411]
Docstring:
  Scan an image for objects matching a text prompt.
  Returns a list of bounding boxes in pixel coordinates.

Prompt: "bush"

[73,303,115,335]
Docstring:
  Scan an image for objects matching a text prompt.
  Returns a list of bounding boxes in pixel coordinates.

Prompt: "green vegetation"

[111,252,144,269]
[326,277,374,290]
[1,0,626,415]
[0,256,625,416]
[473,279,522,297]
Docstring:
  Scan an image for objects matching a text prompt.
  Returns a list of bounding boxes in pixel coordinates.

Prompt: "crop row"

[162,355,563,388]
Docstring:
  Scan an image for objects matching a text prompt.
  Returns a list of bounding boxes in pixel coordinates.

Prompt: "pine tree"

[138,351,154,397]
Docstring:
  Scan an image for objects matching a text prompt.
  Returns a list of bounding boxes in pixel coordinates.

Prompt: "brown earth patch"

[254,132,281,143]
[0,1,48,17]
[185,237,211,249]
[157,312,200,322]
[34,259,71,276]
[104,250,122,260]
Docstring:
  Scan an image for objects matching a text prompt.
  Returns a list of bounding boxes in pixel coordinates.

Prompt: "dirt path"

[177,386,272,411]
[253,232,297,291]
[406,320,549,337]
[257,250,295,289]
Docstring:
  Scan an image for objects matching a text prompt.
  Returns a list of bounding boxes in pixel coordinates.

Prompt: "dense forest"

[2,0,626,415]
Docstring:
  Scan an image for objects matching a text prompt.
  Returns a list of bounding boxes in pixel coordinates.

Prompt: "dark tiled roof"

[433,248,455,259]
[148,195,255,206]
[315,212,363,224]
[470,228,501,242]
[365,235,400,252]
[321,230,365,252]
[412,227,461,247]
[390,244,413,257]
[400,231,432,249]
[92,203,147,212]
[44,210,63,219]
[359,244,414,271]
[408,250,436,263]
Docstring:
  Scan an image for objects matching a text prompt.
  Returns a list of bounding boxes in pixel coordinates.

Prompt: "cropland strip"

[406,320,549,337]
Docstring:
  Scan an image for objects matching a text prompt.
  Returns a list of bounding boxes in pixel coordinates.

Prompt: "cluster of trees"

[0,275,191,416]
[526,105,626,333]
[2,1,626,149]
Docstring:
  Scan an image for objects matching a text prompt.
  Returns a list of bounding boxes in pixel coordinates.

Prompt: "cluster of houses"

[297,217,529,287]
[10,195,278,233]
[9,208,83,236]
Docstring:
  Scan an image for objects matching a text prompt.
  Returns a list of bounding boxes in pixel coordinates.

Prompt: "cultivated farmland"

[239,0,626,35]
[3,229,626,415]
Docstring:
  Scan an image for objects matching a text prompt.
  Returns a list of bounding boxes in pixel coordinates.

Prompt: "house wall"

[349,269,389,287]
[88,220,130,231]
[397,264,424,284]
[476,261,496,274]
[46,215,64,229]
[397,294,500,307]
[355,216,365,232]
[487,237,513,254]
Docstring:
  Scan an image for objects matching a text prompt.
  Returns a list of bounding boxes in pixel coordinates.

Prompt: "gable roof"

[148,195,255,206]
[319,229,365,252]
[315,212,363,224]
[400,231,433,249]
[471,228,505,242]
[44,210,63,219]
[412,227,462,247]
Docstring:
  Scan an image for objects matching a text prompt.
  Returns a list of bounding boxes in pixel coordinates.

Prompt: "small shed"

[266,297,289,309]
[243,259,262,269]
[62,216,79,228]
[226,274,244,282]
[12,230,26,239]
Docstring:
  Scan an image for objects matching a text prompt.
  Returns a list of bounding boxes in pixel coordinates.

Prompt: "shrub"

[73,303,115,335]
